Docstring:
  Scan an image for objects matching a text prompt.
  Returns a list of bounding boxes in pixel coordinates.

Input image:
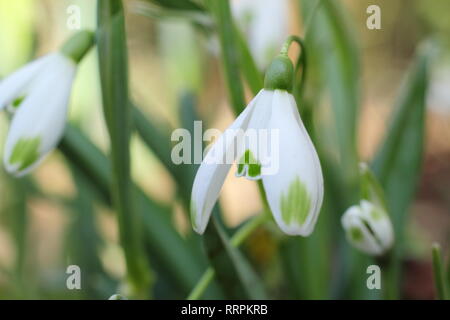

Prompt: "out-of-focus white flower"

[191,54,323,236]
[0,31,93,177]
[341,200,394,256]
[427,65,450,114]
[231,0,290,70]
[108,294,128,300]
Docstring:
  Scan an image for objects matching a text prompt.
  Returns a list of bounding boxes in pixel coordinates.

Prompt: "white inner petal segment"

[235,90,274,180]
[262,90,324,236]
[341,204,385,256]
[359,200,394,252]
[342,206,383,255]
[4,53,76,176]
[190,90,264,234]
[0,54,54,110]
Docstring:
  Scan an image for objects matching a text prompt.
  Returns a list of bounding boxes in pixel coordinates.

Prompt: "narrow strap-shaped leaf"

[371,44,432,299]
[97,0,150,296]
[132,105,179,180]
[65,165,113,299]
[235,28,263,95]
[300,0,360,197]
[206,0,246,115]
[148,0,205,12]
[296,0,361,299]
[59,125,219,297]
[431,243,448,300]
[204,217,268,299]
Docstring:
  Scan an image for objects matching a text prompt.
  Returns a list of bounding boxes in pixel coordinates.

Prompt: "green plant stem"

[187,212,270,300]
[432,243,448,300]
[279,35,307,100]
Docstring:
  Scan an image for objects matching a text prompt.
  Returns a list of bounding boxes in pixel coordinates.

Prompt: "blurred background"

[0,0,448,299]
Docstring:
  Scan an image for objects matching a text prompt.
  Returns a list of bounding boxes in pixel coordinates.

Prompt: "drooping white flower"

[341,200,394,256]
[0,31,93,177]
[191,54,324,236]
[231,0,290,70]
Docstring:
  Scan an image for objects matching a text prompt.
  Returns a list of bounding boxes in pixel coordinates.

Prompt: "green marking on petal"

[280,177,311,226]
[9,137,41,171]
[370,207,384,221]
[237,162,245,175]
[349,226,364,242]
[237,149,261,179]
[190,200,198,230]
[12,96,25,109]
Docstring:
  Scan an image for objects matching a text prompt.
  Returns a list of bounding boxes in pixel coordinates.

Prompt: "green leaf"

[288,0,362,299]
[371,44,432,299]
[65,166,115,299]
[132,105,179,179]
[235,28,263,95]
[146,0,204,12]
[431,243,448,300]
[204,217,268,299]
[97,0,151,296]
[133,95,199,207]
[59,125,218,298]
[300,0,360,198]
[206,0,246,115]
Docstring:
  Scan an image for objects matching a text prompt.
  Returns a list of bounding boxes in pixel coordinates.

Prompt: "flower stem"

[432,243,448,300]
[187,211,270,300]
[280,35,305,56]
[280,36,307,102]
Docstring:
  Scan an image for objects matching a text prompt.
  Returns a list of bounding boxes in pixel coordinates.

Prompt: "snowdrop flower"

[0,30,94,176]
[191,47,324,236]
[341,200,394,256]
[231,0,290,70]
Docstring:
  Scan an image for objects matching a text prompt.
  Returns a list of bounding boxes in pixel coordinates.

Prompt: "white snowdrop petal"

[0,54,54,110]
[190,91,263,234]
[4,53,76,176]
[262,90,324,236]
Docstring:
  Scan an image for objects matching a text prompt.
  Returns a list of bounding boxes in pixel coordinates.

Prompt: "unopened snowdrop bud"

[341,200,394,256]
[0,30,94,176]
